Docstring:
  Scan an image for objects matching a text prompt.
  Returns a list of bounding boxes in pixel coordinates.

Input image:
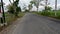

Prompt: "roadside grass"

[5,12,25,23]
[32,11,60,19]
[0,12,25,31]
[18,12,25,18]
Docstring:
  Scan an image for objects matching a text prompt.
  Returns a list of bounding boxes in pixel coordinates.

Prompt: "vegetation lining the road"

[6,12,25,23]
[0,0,25,32]
[32,10,60,19]
[0,0,59,32]
[0,12,25,32]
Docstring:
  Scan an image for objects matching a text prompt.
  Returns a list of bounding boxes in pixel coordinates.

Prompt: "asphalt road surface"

[2,13,60,34]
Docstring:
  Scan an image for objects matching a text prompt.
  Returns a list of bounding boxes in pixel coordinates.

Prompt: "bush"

[25,9,29,12]
[56,11,60,19]
[41,11,50,16]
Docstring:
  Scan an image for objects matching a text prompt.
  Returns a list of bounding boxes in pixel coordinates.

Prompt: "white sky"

[2,0,60,11]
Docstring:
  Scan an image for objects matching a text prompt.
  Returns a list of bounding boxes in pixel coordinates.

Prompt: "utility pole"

[1,0,6,23]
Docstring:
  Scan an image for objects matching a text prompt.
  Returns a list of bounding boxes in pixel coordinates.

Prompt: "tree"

[41,6,52,16]
[28,1,34,11]
[43,0,50,11]
[9,0,14,3]
[28,4,32,11]
[33,0,43,12]
[7,5,15,14]
[1,0,6,23]
[45,0,48,11]
[15,7,21,16]
[22,3,27,11]
[16,7,21,12]
[47,6,52,11]
[55,0,57,16]
[40,0,50,11]
[8,0,21,17]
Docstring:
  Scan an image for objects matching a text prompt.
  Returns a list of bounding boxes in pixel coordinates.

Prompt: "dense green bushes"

[41,11,50,16]
[33,10,60,19]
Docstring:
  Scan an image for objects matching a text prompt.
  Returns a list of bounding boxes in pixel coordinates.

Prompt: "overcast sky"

[3,0,60,11]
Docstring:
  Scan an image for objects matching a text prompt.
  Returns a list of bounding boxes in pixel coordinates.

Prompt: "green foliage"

[25,9,29,12]
[45,6,52,11]
[15,7,21,17]
[33,10,60,19]
[28,1,34,11]
[55,11,60,19]
[5,12,24,23]
[47,6,52,11]
[40,6,52,16]
[41,11,50,16]
[30,1,34,4]
[8,0,21,17]
[16,7,21,12]
[28,4,32,11]
[32,0,43,11]
[7,5,15,14]
[13,0,19,6]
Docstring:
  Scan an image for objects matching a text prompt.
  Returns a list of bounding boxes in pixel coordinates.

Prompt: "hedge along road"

[1,13,60,34]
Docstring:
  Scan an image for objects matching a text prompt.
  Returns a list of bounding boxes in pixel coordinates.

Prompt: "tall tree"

[9,0,15,3]
[23,4,27,11]
[7,4,15,14]
[45,0,48,11]
[28,4,32,11]
[8,0,21,17]
[55,0,57,10]
[33,0,43,12]
[28,1,34,11]
[55,0,57,16]
[1,0,6,23]
[41,0,50,11]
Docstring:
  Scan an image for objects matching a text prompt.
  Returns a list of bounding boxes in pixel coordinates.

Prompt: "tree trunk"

[9,0,14,3]
[45,0,48,11]
[1,0,6,23]
[13,0,14,2]
[37,7,38,12]
[9,0,12,3]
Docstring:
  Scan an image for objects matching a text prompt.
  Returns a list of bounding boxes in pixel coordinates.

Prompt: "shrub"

[41,11,50,16]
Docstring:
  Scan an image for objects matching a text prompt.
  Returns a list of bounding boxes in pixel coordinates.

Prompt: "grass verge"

[32,11,60,19]
[0,12,25,31]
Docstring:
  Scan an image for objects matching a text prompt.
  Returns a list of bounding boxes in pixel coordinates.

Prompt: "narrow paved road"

[1,13,60,34]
